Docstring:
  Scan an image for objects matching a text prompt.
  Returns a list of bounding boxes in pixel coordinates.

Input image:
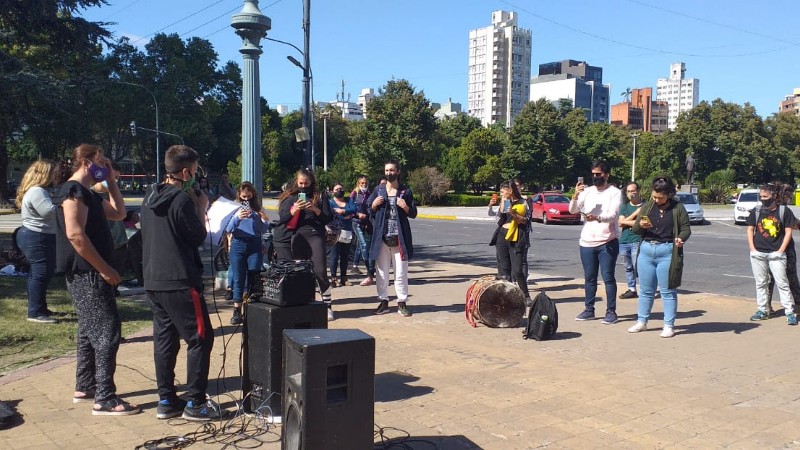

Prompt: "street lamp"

[630,132,639,182]
[114,80,161,183]
[286,53,313,171]
[320,110,331,171]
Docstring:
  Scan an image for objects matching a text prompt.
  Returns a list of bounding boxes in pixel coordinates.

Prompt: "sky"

[80,0,800,119]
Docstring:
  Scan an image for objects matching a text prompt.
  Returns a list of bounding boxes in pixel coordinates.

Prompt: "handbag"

[338,229,353,244]
[383,235,399,247]
[285,212,301,230]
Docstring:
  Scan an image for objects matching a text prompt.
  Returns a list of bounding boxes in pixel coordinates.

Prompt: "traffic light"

[130,121,137,136]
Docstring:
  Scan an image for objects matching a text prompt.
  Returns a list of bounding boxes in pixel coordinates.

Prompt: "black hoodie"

[141,183,207,291]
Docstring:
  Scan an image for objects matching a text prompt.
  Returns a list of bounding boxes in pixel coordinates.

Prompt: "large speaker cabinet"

[242,302,327,416]
[282,329,375,450]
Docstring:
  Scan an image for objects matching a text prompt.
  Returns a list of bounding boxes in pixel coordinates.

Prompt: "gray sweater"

[21,187,57,234]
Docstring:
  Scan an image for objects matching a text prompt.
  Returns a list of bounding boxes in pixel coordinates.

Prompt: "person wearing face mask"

[54,144,138,415]
[140,145,219,421]
[273,168,334,319]
[569,160,623,325]
[93,163,130,293]
[745,183,797,325]
[618,182,644,299]
[328,182,357,291]
[629,177,691,338]
[350,176,375,285]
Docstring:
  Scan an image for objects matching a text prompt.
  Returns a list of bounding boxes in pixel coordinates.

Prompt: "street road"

[412,218,760,300]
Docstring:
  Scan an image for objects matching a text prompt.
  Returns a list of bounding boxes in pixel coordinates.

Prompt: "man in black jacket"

[141,145,218,421]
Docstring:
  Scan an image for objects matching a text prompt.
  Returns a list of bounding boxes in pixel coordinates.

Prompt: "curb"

[417,214,457,221]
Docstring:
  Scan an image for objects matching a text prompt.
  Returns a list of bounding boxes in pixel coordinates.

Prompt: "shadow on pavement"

[373,432,480,450]
[676,321,760,335]
[375,371,433,403]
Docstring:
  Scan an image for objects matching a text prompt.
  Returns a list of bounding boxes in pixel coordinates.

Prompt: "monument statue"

[685,152,696,185]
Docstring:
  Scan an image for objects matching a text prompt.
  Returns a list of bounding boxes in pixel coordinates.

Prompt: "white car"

[733,188,760,224]
[674,193,705,224]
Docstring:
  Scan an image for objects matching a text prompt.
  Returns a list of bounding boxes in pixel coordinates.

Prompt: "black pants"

[275,227,330,295]
[495,236,529,298]
[147,288,214,403]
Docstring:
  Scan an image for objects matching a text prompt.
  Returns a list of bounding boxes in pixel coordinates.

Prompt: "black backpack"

[523,291,558,341]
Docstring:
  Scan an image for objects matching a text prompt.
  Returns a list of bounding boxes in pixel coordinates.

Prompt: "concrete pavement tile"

[734,420,800,448]
[516,412,567,430]
[603,417,666,439]
[555,430,634,449]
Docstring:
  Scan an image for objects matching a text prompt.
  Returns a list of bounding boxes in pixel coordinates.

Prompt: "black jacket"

[272,191,332,245]
[141,183,207,291]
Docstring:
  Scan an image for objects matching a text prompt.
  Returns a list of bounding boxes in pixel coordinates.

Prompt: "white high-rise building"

[468,10,532,126]
[656,62,699,130]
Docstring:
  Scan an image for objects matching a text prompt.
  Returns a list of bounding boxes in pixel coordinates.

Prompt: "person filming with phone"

[569,160,623,325]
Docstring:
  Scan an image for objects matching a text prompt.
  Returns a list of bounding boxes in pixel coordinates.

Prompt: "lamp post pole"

[631,132,639,182]
[232,1,271,198]
[116,81,160,182]
[302,0,312,170]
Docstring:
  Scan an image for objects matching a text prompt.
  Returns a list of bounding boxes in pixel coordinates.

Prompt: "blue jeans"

[619,241,639,291]
[352,225,375,276]
[16,227,56,317]
[636,241,678,326]
[328,241,353,281]
[579,239,619,313]
[229,236,263,302]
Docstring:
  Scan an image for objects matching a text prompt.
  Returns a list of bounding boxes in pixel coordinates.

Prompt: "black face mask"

[385,174,398,183]
[298,187,310,194]
[333,191,345,199]
[592,175,606,187]
[761,198,774,208]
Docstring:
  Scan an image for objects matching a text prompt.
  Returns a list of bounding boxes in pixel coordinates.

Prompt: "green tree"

[504,99,568,186]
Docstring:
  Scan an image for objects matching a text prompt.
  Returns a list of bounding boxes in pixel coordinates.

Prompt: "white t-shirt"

[569,185,622,247]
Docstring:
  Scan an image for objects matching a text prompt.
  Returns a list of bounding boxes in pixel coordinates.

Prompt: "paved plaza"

[2,255,800,449]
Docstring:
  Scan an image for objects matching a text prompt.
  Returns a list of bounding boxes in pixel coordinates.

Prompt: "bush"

[441,193,493,206]
[703,169,736,204]
[408,167,451,206]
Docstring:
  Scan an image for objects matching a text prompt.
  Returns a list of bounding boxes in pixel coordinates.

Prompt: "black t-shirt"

[54,180,114,274]
[747,206,797,252]
[644,202,674,243]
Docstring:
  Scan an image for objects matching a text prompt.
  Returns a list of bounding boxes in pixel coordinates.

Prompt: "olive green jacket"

[631,199,692,289]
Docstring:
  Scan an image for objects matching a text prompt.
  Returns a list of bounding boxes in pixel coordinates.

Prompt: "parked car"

[733,188,760,224]
[530,192,581,225]
[674,192,705,224]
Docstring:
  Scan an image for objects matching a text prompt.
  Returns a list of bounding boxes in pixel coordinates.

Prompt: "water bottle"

[534,315,549,341]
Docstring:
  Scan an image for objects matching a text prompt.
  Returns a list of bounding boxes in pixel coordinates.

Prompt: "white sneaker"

[627,321,647,333]
[660,326,675,338]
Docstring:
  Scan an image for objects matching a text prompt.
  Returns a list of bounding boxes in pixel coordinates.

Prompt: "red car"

[530,192,581,225]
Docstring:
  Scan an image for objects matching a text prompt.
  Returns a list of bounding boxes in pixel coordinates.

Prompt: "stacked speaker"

[241,260,376,450]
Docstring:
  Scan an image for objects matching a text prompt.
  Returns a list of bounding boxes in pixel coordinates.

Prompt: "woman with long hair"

[328,182,357,288]
[54,144,139,415]
[15,160,59,323]
[350,175,375,285]
[272,168,334,319]
[488,180,531,303]
[628,176,691,338]
[225,182,269,325]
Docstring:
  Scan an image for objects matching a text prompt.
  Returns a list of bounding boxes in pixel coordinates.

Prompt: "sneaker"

[660,326,675,338]
[360,277,375,286]
[330,278,338,288]
[327,308,335,321]
[230,308,242,325]
[224,289,233,301]
[654,291,661,299]
[619,290,638,299]
[350,266,363,275]
[340,279,353,287]
[575,310,595,321]
[601,311,618,325]
[182,399,221,422]
[374,300,390,315]
[156,397,187,419]
[27,315,57,324]
[750,310,769,321]
[397,302,412,317]
[628,321,647,333]
[788,313,798,326]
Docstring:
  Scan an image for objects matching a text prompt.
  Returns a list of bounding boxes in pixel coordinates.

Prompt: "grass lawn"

[0,274,153,375]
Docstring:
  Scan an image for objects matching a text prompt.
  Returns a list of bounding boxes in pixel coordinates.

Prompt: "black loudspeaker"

[242,302,327,416]
[282,329,375,450]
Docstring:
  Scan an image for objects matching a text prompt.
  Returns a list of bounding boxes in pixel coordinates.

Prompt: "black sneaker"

[182,399,221,422]
[601,311,618,325]
[27,315,57,324]
[224,289,233,301]
[374,300,390,315]
[230,308,242,325]
[397,302,412,317]
[156,397,187,420]
[619,290,638,299]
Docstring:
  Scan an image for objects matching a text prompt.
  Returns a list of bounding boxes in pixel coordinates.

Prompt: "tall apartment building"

[780,88,800,116]
[655,62,699,130]
[610,87,669,135]
[467,10,532,126]
[529,60,610,123]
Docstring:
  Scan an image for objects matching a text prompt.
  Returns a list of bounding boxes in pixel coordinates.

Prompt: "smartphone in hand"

[298,192,307,202]
[491,193,498,203]
[577,176,584,184]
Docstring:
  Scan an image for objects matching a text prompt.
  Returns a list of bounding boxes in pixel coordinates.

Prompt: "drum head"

[476,280,525,328]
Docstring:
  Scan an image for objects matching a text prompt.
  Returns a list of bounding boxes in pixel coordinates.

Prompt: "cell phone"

[577,177,584,184]
[491,193,498,202]
[241,201,251,211]
[504,199,511,211]
[298,192,307,202]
